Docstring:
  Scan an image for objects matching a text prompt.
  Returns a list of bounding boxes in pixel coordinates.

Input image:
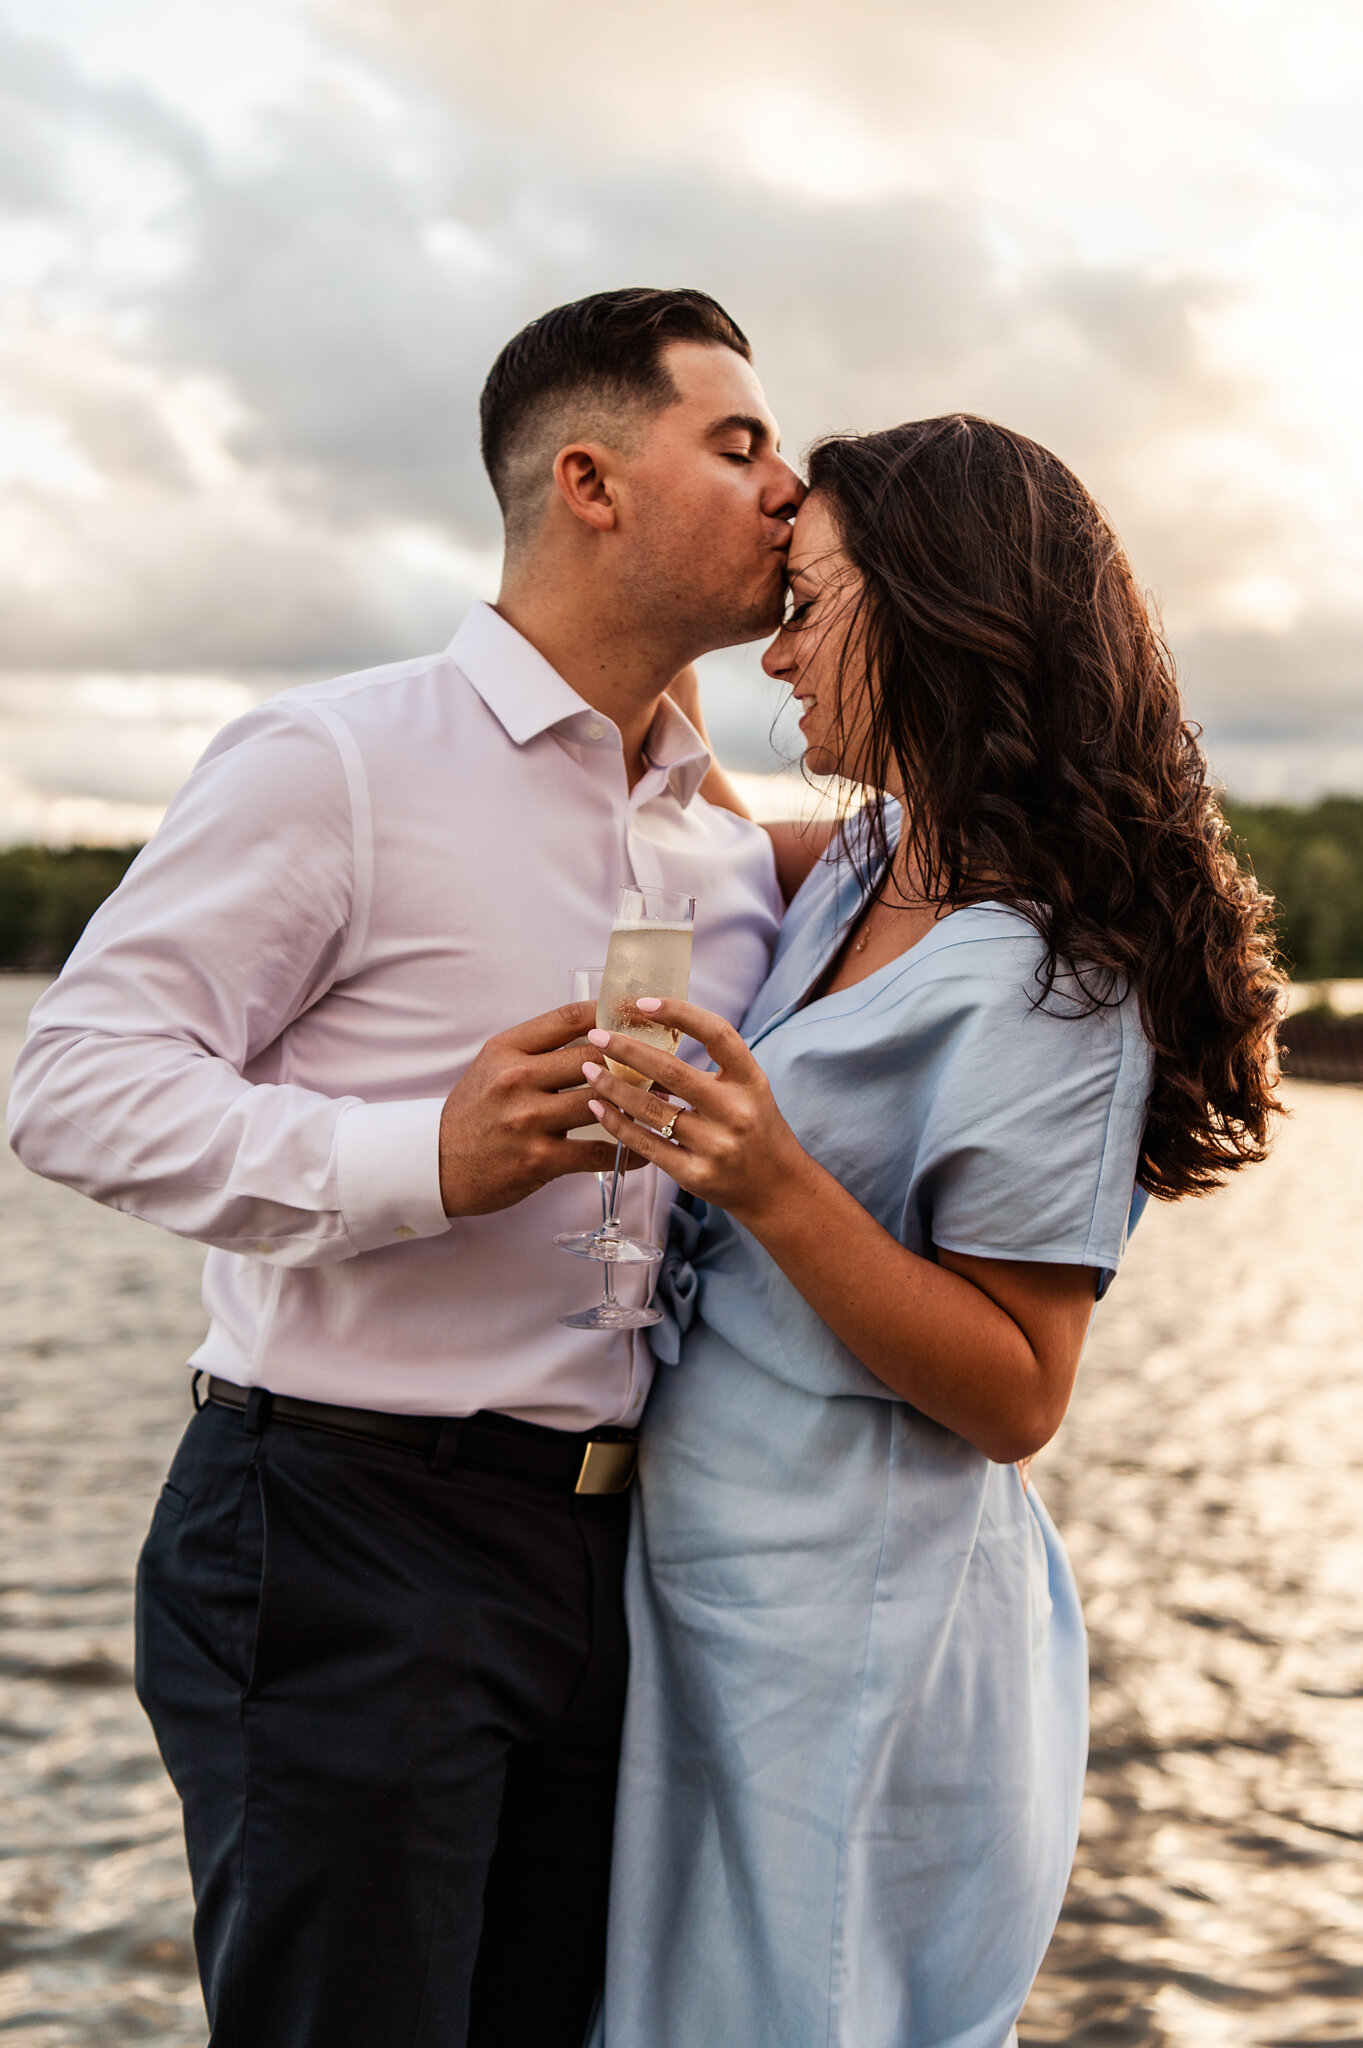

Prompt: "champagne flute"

[565,968,611,1231]
[562,963,652,1333]
[556,888,695,1331]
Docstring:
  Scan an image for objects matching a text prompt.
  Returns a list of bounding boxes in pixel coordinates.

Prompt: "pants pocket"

[136,1415,268,1710]
[231,1464,268,1694]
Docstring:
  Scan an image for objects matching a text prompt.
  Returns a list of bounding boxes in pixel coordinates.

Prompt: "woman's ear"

[552,445,620,533]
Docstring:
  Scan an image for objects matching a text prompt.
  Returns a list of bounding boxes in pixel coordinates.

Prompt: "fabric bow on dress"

[649,1197,707,1365]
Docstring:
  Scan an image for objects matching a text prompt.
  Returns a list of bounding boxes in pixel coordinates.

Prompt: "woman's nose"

[761,633,793,680]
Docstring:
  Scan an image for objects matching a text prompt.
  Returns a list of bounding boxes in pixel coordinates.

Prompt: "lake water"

[1,975,1361,2046]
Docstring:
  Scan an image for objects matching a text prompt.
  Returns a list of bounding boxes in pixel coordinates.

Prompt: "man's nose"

[764,461,806,526]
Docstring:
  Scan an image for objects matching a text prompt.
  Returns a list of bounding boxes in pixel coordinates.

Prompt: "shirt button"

[254,1241,274,1256]
[586,723,606,741]
[393,1224,417,1240]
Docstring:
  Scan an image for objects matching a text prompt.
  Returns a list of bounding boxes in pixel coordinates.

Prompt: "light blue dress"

[591,830,1154,2048]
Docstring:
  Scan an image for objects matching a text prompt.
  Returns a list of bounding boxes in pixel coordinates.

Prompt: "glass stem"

[602,1141,626,1232]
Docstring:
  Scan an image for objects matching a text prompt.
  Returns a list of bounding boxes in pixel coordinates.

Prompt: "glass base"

[554,1228,663,1265]
[560,1302,664,1330]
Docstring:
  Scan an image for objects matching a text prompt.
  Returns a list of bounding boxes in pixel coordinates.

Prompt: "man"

[9,288,802,2047]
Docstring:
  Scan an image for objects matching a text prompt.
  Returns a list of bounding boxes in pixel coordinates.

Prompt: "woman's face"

[761,494,876,784]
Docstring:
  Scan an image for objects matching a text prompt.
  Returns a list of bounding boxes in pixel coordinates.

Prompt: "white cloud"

[1,0,1362,838]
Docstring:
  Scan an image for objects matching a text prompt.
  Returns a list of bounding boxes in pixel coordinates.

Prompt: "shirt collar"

[446,602,591,745]
[446,602,711,809]
[640,693,711,810]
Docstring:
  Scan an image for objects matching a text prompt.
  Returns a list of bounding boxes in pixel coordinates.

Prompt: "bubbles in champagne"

[597,920,692,1086]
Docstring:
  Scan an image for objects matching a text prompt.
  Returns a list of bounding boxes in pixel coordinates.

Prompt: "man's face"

[615,342,804,653]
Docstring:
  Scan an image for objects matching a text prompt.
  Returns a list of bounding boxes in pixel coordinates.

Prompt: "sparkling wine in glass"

[565,969,611,1222]
[556,888,695,1330]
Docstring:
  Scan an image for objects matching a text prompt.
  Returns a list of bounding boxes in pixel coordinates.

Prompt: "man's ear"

[553,444,620,533]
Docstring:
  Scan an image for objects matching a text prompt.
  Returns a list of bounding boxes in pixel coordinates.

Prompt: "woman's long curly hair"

[806,414,1283,1199]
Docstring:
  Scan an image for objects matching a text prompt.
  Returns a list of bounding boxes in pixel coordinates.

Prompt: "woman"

[581,417,1282,2047]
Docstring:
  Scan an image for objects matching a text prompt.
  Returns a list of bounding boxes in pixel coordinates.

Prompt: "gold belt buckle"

[574,1437,638,1495]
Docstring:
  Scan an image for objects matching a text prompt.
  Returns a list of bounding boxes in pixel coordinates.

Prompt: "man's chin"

[693,619,779,658]
[723,619,780,650]
[720,589,786,649]
[686,574,787,656]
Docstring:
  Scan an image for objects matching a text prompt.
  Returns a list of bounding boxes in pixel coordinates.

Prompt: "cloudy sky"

[2,0,1362,841]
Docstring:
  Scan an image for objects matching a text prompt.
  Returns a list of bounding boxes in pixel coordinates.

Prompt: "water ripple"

[2,977,1361,2046]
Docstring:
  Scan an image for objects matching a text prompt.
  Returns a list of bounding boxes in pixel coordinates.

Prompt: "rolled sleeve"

[335,1096,451,1254]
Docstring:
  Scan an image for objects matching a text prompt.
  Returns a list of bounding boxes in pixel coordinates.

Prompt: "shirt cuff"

[334,1097,451,1254]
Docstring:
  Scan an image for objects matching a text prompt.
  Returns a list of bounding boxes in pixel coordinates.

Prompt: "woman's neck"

[806,816,947,1004]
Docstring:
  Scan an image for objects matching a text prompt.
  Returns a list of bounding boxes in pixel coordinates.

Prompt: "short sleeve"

[911,937,1152,1297]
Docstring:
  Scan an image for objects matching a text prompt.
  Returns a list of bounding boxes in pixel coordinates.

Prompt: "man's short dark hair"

[480,287,751,546]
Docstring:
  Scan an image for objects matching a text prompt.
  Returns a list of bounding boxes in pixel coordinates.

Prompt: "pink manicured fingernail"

[587,1029,611,1047]
[636,997,662,1012]
[581,1060,603,1081]
[588,1099,607,1118]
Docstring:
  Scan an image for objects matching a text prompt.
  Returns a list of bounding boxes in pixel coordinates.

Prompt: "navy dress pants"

[135,1399,630,2048]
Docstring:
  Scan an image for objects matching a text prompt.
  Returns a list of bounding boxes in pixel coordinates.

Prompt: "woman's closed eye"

[782,595,814,627]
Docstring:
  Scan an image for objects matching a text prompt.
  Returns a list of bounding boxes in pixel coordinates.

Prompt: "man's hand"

[438,1001,636,1218]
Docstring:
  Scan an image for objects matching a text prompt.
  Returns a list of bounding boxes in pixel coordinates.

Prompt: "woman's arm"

[666,668,837,901]
[664,666,755,821]
[764,820,837,902]
[580,1001,1097,1463]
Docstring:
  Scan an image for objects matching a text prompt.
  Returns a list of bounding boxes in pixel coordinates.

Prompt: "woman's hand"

[580,998,811,1225]
[583,1000,1096,1467]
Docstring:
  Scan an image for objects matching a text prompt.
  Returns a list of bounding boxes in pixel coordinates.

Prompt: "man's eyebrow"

[706,412,778,449]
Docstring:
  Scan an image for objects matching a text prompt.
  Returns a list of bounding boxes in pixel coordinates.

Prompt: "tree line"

[0,796,1362,981]
[1222,795,1363,982]
[0,846,142,973]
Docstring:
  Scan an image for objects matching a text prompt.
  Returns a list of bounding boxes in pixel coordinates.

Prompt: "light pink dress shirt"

[9,604,783,1429]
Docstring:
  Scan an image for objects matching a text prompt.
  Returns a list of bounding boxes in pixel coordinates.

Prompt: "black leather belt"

[202,1376,638,1495]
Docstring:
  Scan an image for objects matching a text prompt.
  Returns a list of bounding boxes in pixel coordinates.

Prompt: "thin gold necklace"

[852,895,901,954]
[852,869,933,952]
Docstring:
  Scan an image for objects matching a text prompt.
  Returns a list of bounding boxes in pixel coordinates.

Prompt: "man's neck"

[494,579,695,789]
